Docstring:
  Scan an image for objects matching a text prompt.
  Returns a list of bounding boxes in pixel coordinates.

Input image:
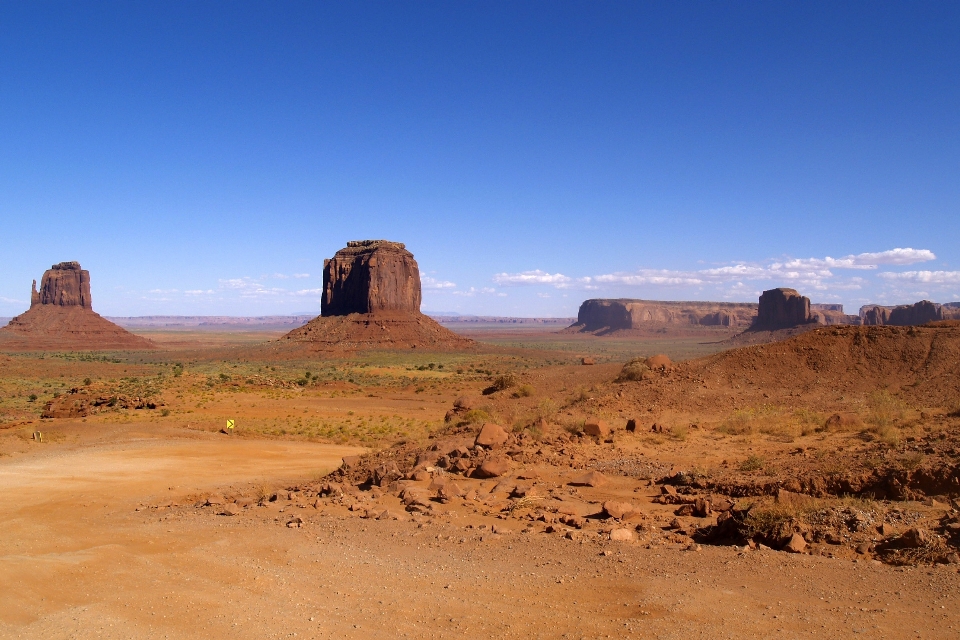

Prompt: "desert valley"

[1,242,959,639]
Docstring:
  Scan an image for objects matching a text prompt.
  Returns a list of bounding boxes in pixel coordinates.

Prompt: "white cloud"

[294,288,324,296]
[293,273,310,279]
[782,248,935,270]
[493,247,931,295]
[452,287,498,297]
[184,289,215,295]
[218,278,286,297]
[493,270,572,286]
[878,271,960,284]
[422,276,457,290]
[0,296,25,304]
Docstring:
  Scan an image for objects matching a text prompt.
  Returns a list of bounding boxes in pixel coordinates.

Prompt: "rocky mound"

[281,241,472,351]
[626,322,960,413]
[0,262,154,350]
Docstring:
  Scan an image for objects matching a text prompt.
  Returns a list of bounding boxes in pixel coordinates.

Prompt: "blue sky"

[1,2,958,317]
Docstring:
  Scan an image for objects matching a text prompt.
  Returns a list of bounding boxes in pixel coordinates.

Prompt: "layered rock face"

[0,262,154,350]
[283,241,472,350]
[31,261,92,309]
[322,241,421,316]
[753,288,814,330]
[860,301,944,326]
[570,299,758,332]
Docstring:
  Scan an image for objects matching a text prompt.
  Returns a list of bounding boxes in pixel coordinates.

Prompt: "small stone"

[220,503,239,516]
[474,458,511,478]
[856,542,871,555]
[610,528,635,542]
[569,470,608,487]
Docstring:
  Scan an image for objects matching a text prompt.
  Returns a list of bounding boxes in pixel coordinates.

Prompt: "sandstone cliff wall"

[572,299,758,331]
[860,301,944,326]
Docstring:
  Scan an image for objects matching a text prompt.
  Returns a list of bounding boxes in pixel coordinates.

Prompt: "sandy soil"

[1,424,958,639]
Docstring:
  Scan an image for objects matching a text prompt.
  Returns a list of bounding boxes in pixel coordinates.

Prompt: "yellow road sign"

[226,419,235,430]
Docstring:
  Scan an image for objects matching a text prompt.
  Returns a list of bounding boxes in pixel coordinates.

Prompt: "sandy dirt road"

[1,434,958,639]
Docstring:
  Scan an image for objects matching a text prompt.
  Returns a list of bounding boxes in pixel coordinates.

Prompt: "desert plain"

[1,316,960,640]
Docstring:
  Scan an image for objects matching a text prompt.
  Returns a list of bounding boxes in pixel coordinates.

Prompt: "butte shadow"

[0,261,155,351]
[276,241,474,352]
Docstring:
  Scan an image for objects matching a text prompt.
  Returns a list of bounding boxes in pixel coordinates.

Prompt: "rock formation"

[31,261,92,309]
[571,294,858,335]
[860,300,944,326]
[282,241,473,350]
[752,288,815,330]
[568,299,758,333]
[322,241,421,316]
[0,262,154,350]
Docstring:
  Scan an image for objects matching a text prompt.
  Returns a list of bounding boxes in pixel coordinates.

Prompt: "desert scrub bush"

[739,454,765,472]
[512,384,533,398]
[561,418,585,435]
[616,358,649,382]
[717,410,754,435]
[867,390,906,429]
[534,398,558,422]
[670,425,688,441]
[491,373,518,391]
[569,386,591,404]
[900,451,925,470]
[458,408,494,425]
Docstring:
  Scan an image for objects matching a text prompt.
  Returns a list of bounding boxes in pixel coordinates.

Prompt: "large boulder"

[753,288,814,330]
[322,240,421,316]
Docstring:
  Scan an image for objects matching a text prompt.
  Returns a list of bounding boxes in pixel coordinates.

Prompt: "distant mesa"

[282,240,473,350]
[569,289,858,336]
[0,262,154,350]
[568,299,758,334]
[860,300,949,326]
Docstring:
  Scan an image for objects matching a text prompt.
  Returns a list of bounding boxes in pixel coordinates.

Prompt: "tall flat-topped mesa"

[282,240,472,350]
[31,261,92,309]
[753,288,815,330]
[0,261,154,350]
[322,240,421,316]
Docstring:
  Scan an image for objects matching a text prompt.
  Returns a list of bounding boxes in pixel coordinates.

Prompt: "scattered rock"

[474,458,511,479]
[644,354,672,370]
[582,419,610,438]
[569,470,608,487]
[610,528,635,542]
[475,423,510,449]
[602,501,637,520]
[900,528,928,548]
